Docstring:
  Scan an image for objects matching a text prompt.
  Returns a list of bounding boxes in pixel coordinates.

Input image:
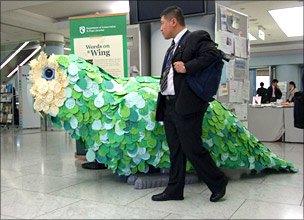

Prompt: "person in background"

[286,81,297,102]
[267,79,282,103]
[256,82,268,103]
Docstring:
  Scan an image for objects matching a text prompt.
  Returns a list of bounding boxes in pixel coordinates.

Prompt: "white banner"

[74,35,124,77]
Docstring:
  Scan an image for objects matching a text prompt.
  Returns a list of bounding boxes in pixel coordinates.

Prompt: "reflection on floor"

[1,129,303,219]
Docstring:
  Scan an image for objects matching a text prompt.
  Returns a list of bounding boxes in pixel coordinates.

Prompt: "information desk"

[248,105,303,143]
[284,107,304,143]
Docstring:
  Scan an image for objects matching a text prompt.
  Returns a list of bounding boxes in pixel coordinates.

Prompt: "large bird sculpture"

[28,52,297,176]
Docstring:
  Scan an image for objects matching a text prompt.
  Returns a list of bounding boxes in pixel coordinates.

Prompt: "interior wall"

[275,64,303,91]
[249,52,303,68]
[249,50,303,95]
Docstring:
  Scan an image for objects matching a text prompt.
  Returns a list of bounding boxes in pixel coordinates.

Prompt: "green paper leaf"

[86,149,96,162]
[77,78,88,90]
[120,106,130,118]
[57,56,70,68]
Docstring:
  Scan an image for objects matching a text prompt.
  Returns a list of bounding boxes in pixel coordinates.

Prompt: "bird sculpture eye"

[43,67,55,80]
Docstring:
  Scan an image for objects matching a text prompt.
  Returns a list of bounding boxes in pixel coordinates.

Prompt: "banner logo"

[79,26,86,34]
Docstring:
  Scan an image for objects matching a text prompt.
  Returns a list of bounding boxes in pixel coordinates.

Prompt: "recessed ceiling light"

[1,41,29,70]
[7,46,41,78]
[248,33,257,41]
[110,1,129,13]
[268,6,303,37]
[258,26,265,40]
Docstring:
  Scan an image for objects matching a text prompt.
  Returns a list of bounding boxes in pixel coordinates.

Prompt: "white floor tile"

[163,213,206,219]
[263,172,303,188]
[127,188,245,219]
[49,179,157,206]
[0,214,17,219]
[231,199,303,219]
[19,159,84,177]
[203,178,261,200]
[213,179,303,205]
[1,189,80,219]
[1,186,13,193]
[183,182,208,194]
[1,170,26,179]
[1,129,303,219]
[2,173,85,193]
[35,199,170,219]
[62,169,104,181]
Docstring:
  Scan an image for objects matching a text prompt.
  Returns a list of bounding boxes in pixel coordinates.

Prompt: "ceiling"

[0,0,303,77]
[0,1,128,45]
[218,0,303,44]
[1,1,303,45]
[217,0,303,55]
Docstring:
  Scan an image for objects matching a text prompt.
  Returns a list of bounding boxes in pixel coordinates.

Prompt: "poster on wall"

[229,80,243,103]
[234,36,248,58]
[219,83,229,97]
[234,58,246,80]
[70,14,128,77]
[233,103,248,121]
[218,30,234,55]
[218,5,248,37]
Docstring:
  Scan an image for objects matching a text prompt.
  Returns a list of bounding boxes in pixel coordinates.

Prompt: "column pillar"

[43,33,64,55]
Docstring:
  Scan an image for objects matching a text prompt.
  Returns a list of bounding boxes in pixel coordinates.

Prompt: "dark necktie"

[160,40,175,93]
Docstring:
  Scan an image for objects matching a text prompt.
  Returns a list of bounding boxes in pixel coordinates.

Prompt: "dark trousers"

[163,97,226,196]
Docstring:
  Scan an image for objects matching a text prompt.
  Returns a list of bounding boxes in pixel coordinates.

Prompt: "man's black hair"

[160,6,185,26]
[272,79,278,84]
[260,82,264,87]
[289,81,296,88]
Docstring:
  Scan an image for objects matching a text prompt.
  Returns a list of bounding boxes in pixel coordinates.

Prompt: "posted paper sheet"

[218,30,234,55]
[234,36,247,58]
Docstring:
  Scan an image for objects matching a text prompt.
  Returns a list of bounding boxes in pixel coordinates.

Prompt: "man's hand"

[173,61,186,73]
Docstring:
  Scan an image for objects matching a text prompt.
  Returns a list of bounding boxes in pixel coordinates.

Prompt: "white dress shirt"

[272,85,276,97]
[161,28,188,96]
[287,87,297,102]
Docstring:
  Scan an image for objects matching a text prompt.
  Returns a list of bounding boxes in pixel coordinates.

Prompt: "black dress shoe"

[151,192,184,201]
[81,161,107,170]
[210,177,228,202]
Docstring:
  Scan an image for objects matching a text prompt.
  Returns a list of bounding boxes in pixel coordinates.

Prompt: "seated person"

[256,82,268,103]
[267,79,282,103]
[286,81,298,102]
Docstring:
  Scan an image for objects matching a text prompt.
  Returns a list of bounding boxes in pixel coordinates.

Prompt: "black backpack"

[186,49,227,102]
[178,30,229,102]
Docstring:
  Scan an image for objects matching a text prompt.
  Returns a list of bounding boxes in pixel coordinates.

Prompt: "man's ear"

[171,17,178,27]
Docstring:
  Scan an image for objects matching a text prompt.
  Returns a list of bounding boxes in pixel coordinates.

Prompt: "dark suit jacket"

[256,87,268,103]
[156,30,221,121]
[266,86,282,102]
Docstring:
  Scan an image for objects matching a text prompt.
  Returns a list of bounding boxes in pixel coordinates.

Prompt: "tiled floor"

[1,129,303,219]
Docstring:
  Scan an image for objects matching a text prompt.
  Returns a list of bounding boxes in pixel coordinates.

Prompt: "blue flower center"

[43,67,55,80]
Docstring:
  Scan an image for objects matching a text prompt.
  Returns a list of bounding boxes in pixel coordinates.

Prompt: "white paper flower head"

[29,52,68,116]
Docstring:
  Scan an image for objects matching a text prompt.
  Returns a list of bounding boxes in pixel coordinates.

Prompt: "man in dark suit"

[153,6,228,203]
[256,82,268,103]
[267,79,282,103]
